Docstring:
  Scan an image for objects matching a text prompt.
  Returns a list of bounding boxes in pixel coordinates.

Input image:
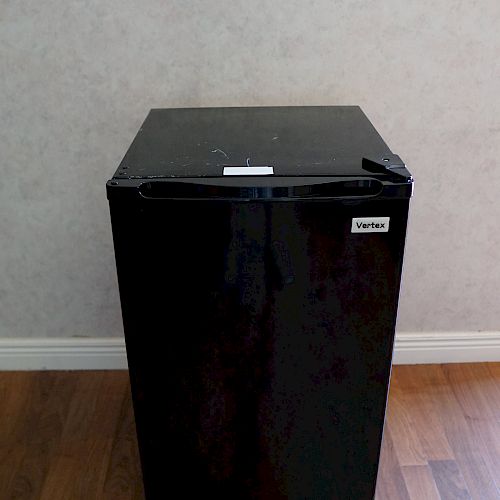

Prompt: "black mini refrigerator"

[107,106,413,500]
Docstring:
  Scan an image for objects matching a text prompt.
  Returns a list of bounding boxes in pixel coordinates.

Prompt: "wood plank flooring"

[376,364,500,500]
[0,363,498,499]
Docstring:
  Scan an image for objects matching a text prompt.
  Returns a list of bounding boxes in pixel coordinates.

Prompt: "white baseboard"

[393,331,500,365]
[0,337,128,370]
[0,332,499,370]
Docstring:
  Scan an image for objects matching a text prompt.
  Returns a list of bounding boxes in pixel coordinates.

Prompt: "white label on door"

[223,166,274,176]
[351,217,390,233]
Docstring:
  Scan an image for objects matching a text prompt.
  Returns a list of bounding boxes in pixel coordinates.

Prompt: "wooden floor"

[377,364,500,500]
[0,364,498,499]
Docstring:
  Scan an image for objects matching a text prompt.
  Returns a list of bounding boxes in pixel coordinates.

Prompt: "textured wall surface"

[1,0,499,338]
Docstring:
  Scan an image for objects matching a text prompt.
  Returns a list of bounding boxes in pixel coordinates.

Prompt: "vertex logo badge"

[351,217,390,233]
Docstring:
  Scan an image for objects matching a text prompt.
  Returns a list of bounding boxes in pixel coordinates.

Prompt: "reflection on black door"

[110,197,408,500]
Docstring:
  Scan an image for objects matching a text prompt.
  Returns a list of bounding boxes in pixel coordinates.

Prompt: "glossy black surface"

[108,173,412,201]
[108,106,413,499]
[110,197,410,500]
[113,106,398,179]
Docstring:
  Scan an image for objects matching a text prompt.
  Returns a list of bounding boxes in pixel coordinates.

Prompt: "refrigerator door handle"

[137,178,384,200]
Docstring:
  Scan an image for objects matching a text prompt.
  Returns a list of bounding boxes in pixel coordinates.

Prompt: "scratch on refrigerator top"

[211,148,229,158]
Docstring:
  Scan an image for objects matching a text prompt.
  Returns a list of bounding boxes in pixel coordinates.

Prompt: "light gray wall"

[2,1,499,338]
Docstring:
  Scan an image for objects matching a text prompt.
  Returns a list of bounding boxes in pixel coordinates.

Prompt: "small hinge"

[362,156,412,182]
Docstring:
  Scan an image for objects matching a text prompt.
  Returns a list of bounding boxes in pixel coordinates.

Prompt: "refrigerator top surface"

[113,106,409,180]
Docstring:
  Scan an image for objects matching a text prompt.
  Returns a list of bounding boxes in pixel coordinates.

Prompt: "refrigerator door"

[110,187,409,499]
